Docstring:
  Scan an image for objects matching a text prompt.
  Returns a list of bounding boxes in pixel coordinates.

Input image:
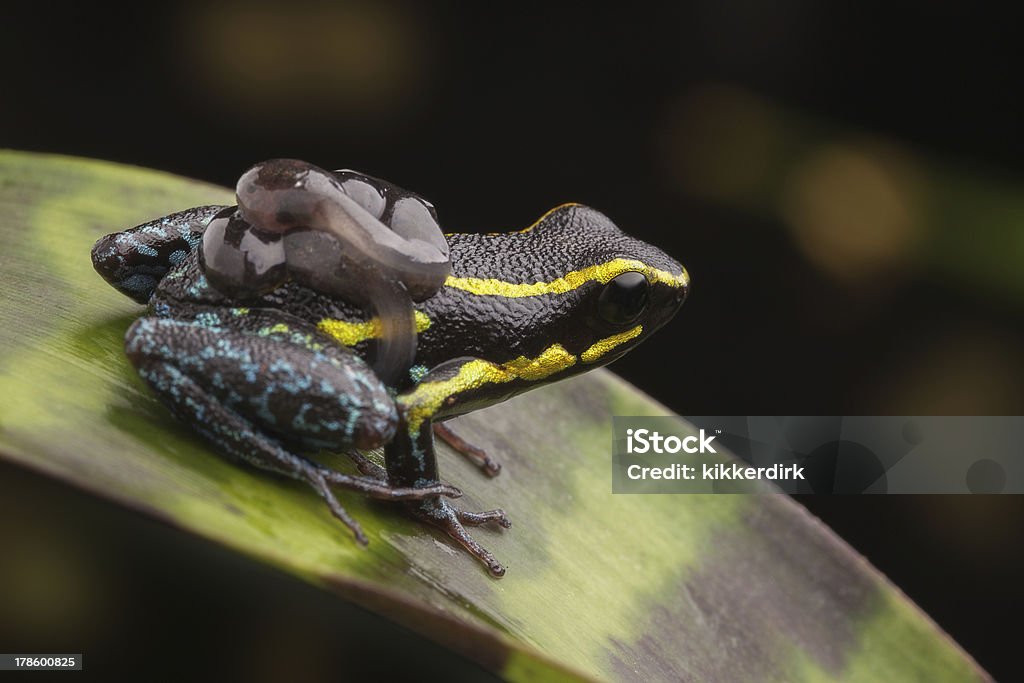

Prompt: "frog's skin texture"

[92,195,689,577]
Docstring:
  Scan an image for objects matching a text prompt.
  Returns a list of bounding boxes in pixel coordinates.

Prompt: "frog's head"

[442,203,688,379]
[542,204,689,372]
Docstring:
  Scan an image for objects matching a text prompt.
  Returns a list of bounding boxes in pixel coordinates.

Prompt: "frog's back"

[444,203,684,284]
[92,201,686,367]
[91,206,357,323]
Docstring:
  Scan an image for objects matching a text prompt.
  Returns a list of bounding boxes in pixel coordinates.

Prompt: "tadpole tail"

[366,279,418,386]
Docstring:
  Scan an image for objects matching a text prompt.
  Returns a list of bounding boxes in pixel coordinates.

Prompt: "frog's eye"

[597,271,649,325]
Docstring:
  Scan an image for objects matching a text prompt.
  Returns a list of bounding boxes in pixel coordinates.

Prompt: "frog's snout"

[673,267,690,308]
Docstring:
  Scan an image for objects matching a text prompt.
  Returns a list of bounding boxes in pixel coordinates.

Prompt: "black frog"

[91,160,689,576]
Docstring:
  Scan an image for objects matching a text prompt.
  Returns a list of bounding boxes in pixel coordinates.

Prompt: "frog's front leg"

[388,358,513,577]
[125,315,460,544]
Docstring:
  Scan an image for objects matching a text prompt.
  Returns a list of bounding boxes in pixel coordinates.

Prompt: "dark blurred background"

[2,2,1022,680]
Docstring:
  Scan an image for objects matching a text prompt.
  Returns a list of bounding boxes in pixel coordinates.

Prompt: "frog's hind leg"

[124,315,460,544]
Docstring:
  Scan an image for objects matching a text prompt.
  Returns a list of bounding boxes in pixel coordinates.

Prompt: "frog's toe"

[337,453,466,499]
[433,422,502,477]
[315,466,462,500]
[305,465,464,546]
[307,469,368,545]
[344,449,388,480]
[456,507,511,528]
[414,497,509,577]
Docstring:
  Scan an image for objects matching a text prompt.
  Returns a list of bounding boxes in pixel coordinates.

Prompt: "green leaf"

[0,150,988,682]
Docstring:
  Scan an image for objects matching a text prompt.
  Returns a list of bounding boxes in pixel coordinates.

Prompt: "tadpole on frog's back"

[236,160,418,383]
[202,159,453,384]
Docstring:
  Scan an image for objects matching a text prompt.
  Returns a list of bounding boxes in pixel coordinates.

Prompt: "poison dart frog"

[91,160,689,576]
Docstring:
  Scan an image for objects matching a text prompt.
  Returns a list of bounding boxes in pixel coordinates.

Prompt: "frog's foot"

[433,422,502,477]
[295,465,461,545]
[413,496,511,577]
[305,468,370,544]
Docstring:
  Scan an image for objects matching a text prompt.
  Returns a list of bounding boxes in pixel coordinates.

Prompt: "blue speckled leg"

[125,315,461,544]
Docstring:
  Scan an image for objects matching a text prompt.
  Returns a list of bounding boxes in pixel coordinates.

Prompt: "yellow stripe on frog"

[443,259,688,298]
[402,323,649,431]
[318,310,432,347]
[580,325,642,363]
[402,343,578,431]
